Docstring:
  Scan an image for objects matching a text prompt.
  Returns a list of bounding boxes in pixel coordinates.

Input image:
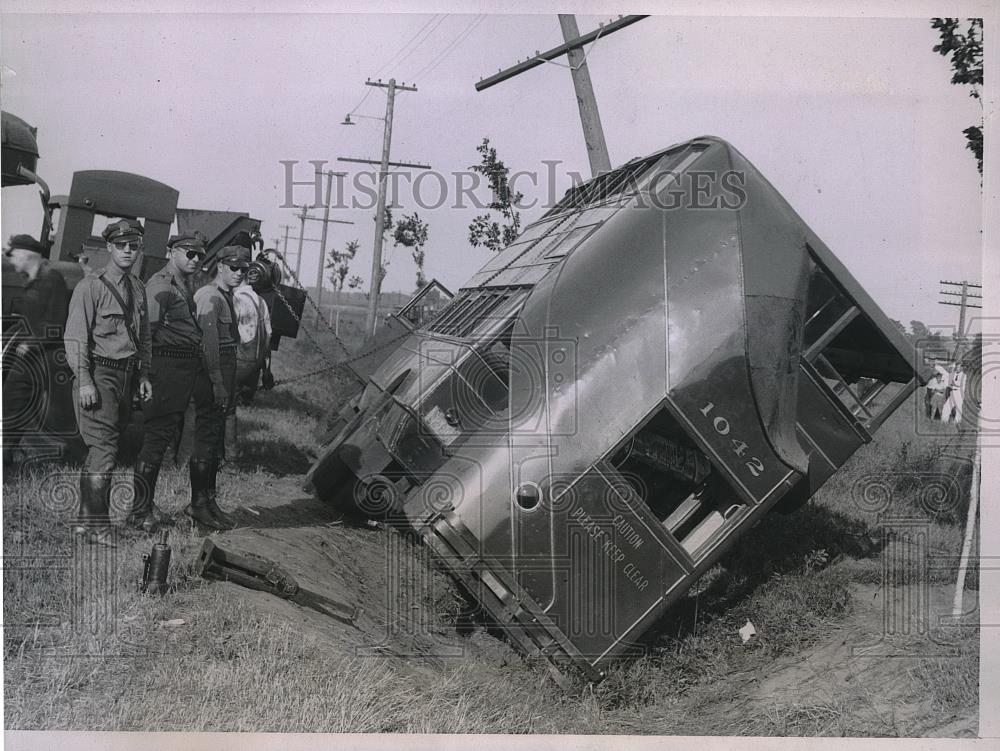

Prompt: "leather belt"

[153,347,201,359]
[218,344,238,352]
[91,354,139,371]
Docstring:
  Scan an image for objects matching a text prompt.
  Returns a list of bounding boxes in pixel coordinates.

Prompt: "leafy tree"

[910,320,931,341]
[931,18,983,174]
[326,239,359,290]
[366,207,394,286]
[468,137,523,252]
[379,206,394,238]
[394,212,430,289]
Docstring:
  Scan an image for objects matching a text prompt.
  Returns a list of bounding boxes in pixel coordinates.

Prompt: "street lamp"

[342,113,385,125]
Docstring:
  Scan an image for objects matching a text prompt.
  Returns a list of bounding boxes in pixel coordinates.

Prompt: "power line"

[413,14,485,80]
[414,14,485,80]
[348,15,445,116]
[374,14,442,77]
[386,14,448,76]
[347,84,376,117]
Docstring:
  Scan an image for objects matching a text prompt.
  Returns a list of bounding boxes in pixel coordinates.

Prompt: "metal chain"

[270,283,339,369]
[271,328,411,388]
[272,253,355,359]
[265,253,411,389]
[267,253,359,381]
[271,363,344,388]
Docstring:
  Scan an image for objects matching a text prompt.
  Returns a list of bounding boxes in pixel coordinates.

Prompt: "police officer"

[64,219,152,547]
[127,233,206,532]
[187,245,248,530]
[2,234,70,458]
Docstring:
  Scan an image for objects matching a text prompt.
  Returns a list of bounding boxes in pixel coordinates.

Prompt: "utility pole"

[339,77,430,341]
[286,211,324,287]
[278,224,293,257]
[475,14,647,178]
[938,279,983,342]
[295,205,310,280]
[365,78,404,341]
[310,170,351,329]
[558,15,611,176]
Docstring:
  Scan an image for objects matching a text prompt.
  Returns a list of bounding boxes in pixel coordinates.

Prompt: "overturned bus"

[305,136,921,683]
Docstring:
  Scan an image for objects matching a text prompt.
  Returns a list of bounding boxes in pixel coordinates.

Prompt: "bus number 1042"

[699,402,765,477]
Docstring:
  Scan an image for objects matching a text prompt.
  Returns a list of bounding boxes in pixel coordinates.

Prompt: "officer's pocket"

[97,312,124,337]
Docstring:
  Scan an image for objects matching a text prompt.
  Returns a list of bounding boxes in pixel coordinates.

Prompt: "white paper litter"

[739,619,756,643]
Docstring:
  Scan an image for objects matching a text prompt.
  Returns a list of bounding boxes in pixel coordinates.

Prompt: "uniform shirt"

[146,263,202,350]
[194,282,238,387]
[64,263,151,388]
[13,261,69,344]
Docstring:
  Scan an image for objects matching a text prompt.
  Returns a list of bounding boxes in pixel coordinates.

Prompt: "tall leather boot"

[73,472,117,548]
[127,461,161,533]
[224,413,238,463]
[203,455,237,530]
[185,458,235,531]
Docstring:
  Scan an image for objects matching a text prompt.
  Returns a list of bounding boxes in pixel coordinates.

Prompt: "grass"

[5,583,557,733]
[3,327,980,734]
[908,628,980,713]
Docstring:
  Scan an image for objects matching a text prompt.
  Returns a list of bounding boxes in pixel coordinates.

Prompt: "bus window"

[800,253,912,431]
[607,406,750,562]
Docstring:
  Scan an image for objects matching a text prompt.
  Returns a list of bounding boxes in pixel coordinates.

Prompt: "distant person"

[128,234,207,532]
[187,245,249,530]
[2,234,70,461]
[941,362,966,424]
[926,368,949,421]
[64,219,152,547]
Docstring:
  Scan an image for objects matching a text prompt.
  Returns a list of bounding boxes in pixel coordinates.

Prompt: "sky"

[0,6,987,332]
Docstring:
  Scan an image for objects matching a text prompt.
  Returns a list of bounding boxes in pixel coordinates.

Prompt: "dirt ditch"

[206,475,521,679]
[194,475,979,736]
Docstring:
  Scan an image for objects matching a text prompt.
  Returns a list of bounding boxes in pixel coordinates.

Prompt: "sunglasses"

[112,240,142,251]
[181,249,206,260]
[223,263,246,272]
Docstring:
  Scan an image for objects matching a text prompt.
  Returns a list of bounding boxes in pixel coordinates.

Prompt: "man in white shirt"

[941,362,966,424]
[233,277,272,405]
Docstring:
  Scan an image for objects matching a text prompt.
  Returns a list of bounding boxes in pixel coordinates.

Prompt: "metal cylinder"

[248,252,282,294]
[141,529,171,596]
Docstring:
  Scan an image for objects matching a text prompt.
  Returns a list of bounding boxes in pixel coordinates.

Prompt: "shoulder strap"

[170,276,199,319]
[97,274,141,352]
[221,289,239,342]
